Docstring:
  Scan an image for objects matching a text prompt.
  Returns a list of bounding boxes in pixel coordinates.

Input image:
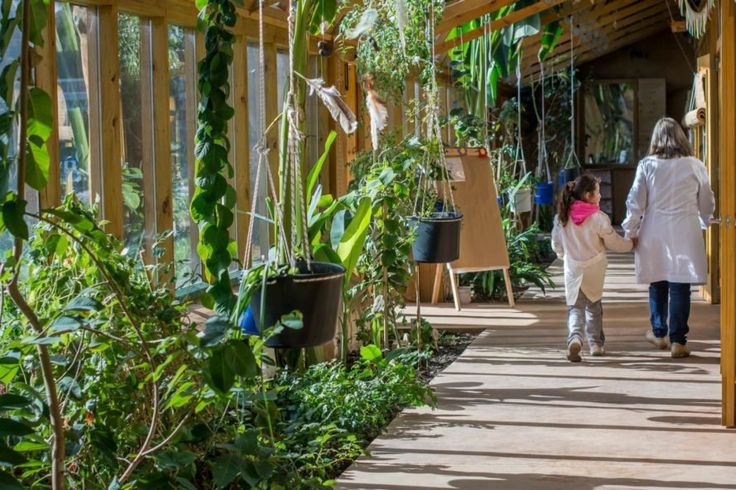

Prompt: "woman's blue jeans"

[649,281,691,344]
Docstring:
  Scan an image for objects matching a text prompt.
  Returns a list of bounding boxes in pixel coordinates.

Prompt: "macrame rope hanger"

[538,60,551,183]
[567,15,581,169]
[514,38,527,178]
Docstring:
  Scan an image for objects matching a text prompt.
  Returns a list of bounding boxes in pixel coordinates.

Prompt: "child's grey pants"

[567,291,604,348]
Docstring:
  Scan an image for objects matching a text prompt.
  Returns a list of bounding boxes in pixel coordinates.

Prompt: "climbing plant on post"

[0,0,63,487]
[191,0,239,314]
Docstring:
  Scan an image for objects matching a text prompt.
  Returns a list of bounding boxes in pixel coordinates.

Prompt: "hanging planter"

[249,262,345,348]
[410,211,463,263]
[510,187,533,213]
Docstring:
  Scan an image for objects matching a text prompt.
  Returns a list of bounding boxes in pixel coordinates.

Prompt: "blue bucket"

[238,306,258,336]
[534,182,555,205]
[557,168,581,190]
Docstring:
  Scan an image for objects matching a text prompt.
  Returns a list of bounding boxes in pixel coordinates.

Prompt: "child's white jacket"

[552,211,633,305]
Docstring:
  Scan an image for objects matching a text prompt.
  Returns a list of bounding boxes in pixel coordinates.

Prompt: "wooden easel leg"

[503,267,516,307]
[447,263,461,311]
[431,264,443,304]
[415,262,422,349]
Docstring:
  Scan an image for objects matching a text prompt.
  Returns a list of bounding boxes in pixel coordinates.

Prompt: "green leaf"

[200,315,230,347]
[360,344,382,362]
[0,61,18,106]
[155,450,197,470]
[0,444,25,466]
[538,21,564,61]
[208,348,235,393]
[28,0,50,46]
[278,311,303,331]
[0,394,30,410]
[306,130,336,198]
[0,418,33,437]
[309,0,337,35]
[26,87,53,190]
[64,294,102,312]
[21,335,62,346]
[1,200,27,239]
[49,315,83,334]
[336,197,371,285]
[234,430,259,456]
[211,454,240,488]
[225,340,258,379]
[0,470,23,490]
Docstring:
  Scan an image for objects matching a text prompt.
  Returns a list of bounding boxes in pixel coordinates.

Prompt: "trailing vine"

[190,0,239,314]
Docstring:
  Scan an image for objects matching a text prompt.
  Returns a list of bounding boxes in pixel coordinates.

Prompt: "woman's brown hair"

[557,173,600,226]
[647,117,693,159]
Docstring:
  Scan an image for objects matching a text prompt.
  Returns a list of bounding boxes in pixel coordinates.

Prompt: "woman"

[622,117,715,358]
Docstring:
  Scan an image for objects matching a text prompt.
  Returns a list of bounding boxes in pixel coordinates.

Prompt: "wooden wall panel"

[232,37,250,263]
[37,5,60,208]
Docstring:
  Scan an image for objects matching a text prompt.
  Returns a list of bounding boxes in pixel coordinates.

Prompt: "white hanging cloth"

[682,72,707,128]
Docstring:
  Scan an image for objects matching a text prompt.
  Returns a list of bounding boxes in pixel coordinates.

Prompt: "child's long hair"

[648,117,693,159]
[557,173,600,226]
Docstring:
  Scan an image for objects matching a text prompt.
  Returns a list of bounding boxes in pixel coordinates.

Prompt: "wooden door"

[696,52,720,304]
[719,0,736,427]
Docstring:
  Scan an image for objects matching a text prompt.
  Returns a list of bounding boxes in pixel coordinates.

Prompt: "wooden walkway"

[337,254,734,489]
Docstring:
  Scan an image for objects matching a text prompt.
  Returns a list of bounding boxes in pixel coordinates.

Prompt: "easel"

[434,147,515,310]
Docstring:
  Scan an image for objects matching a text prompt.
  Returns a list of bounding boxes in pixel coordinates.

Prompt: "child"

[551,174,635,362]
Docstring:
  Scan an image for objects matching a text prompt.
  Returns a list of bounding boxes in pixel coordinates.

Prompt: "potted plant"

[232,0,365,349]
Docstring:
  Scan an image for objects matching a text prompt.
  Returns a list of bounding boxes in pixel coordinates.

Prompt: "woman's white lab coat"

[552,211,633,306]
[622,156,715,285]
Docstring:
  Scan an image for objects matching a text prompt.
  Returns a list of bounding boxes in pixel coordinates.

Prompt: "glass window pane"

[169,25,198,287]
[118,13,154,257]
[56,3,101,204]
[0,0,21,255]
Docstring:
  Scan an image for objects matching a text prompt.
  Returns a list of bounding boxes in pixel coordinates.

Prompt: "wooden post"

[37,4,60,208]
[151,18,174,281]
[446,263,461,311]
[503,267,516,307]
[431,264,443,304]
[98,4,123,238]
[719,0,736,428]
[232,36,250,262]
[185,30,200,272]
[140,18,157,265]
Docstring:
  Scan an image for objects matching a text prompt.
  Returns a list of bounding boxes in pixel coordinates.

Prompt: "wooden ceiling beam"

[522,14,669,81]
[436,0,567,54]
[519,0,665,70]
[437,0,518,36]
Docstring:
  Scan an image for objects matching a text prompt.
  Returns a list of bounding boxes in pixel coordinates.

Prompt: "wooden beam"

[719,0,736,428]
[98,4,124,238]
[437,0,517,36]
[152,18,174,281]
[437,0,567,54]
[37,3,60,208]
[520,0,664,73]
[522,12,669,81]
[232,36,251,263]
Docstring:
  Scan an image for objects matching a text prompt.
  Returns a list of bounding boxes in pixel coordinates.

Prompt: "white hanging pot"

[511,188,533,214]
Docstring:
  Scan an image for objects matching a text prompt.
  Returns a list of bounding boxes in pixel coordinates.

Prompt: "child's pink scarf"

[570,200,599,225]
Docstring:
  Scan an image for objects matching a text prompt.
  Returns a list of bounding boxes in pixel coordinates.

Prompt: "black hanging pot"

[249,261,345,348]
[410,211,463,263]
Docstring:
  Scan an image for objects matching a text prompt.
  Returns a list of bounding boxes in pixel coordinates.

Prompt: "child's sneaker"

[590,344,605,356]
[645,330,668,349]
[567,339,582,362]
[671,343,690,358]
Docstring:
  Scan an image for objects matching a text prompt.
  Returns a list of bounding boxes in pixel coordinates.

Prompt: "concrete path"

[337,254,734,489]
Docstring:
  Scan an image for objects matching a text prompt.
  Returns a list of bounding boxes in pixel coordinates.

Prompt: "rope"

[244,0,272,268]
[568,15,580,169]
[538,61,550,182]
[514,39,526,176]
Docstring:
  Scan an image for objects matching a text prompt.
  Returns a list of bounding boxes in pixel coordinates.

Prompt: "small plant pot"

[458,286,473,305]
[496,195,505,208]
[534,182,555,205]
[249,261,345,348]
[410,211,463,263]
[510,188,533,214]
